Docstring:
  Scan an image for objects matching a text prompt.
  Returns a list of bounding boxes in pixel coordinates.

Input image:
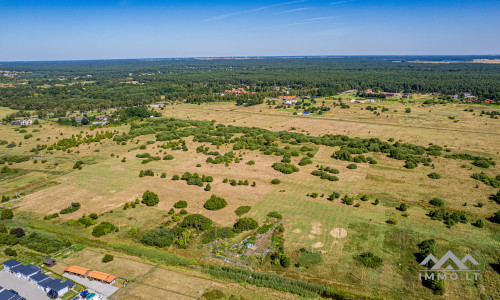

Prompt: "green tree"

[142,190,159,206]
[1,209,13,220]
[102,254,114,263]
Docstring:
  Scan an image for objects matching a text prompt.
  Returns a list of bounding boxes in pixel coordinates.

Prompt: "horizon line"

[1,54,500,64]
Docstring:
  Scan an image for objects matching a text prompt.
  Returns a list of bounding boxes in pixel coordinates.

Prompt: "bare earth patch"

[292,228,302,233]
[329,228,348,238]
[311,221,322,235]
[313,242,324,248]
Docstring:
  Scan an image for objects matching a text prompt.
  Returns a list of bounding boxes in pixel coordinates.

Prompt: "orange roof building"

[64,265,91,277]
[87,270,117,284]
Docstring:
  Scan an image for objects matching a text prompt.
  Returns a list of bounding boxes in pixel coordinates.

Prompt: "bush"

[270,179,281,184]
[92,222,116,237]
[174,200,188,208]
[1,209,13,220]
[10,228,25,238]
[267,211,282,219]
[172,174,180,180]
[473,219,485,228]
[398,203,408,211]
[272,163,299,174]
[180,214,213,230]
[204,195,227,210]
[128,228,138,235]
[346,163,357,169]
[233,217,258,232]
[60,202,81,214]
[429,198,444,207]
[386,218,398,225]
[4,248,17,257]
[205,183,211,191]
[427,172,441,179]
[142,190,159,206]
[472,159,490,168]
[354,252,383,268]
[163,154,174,160]
[491,211,500,224]
[342,195,354,205]
[102,254,114,263]
[141,228,178,247]
[235,206,251,216]
[328,192,340,200]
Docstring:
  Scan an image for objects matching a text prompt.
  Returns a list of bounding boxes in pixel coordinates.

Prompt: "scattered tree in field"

[328,192,341,201]
[233,217,258,232]
[427,172,441,179]
[342,195,354,205]
[429,198,444,207]
[1,209,13,220]
[473,219,485,228]
[271,179,281,184]
[204,195,227,210]
[102,254,114,263]
[235,206,251,216]
[92,222,116,237]
[398,203,409,211]
[346,164,357,169]
[142,190,159,206]
[205,183,211,191]
[174,200,187,208]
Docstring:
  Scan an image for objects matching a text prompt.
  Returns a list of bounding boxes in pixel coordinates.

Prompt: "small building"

[29,272,52,289]
[86,270,117,284]
[64,265,90,278]
[2,259,21,271]
[10,119,32,126]
[45,279,75,299]
[43,258,56,267]
[15,264,41,280]
[0,288,25,300]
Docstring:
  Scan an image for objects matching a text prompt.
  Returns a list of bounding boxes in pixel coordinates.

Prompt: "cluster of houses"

[0,286,26,300]
[64,265,116,285]
[350,99,377,103]
[10,119,32,126]
[223,88,249,95]
[2,259,74,298]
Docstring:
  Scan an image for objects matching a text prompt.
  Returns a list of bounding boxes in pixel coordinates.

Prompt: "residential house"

[2,260,21,271]
[29,272,52,289]
[10,119,32,126]
[15,265,41,280]
[45,279,75,299]
[0,288,26,300]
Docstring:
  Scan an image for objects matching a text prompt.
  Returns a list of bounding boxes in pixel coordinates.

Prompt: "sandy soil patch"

[329,228,348,238]
[311,221,322,235]
[292,228,302,233]
[312,242,324,248]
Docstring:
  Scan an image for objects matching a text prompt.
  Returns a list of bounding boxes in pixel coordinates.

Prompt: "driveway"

[63,274,119,298]
[0,271,49,300]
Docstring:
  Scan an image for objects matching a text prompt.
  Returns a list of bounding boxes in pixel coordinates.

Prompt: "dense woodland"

[0,56,499,114]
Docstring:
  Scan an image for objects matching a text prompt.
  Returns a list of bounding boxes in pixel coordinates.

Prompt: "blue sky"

[0,0,499,61]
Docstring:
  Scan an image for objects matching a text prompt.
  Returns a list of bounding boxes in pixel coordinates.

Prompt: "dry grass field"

[1,98,499,299]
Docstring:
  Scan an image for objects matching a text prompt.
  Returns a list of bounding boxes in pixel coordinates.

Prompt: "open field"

[1,98,499,300]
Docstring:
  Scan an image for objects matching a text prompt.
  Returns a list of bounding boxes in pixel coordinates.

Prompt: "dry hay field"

[2,100,500,299]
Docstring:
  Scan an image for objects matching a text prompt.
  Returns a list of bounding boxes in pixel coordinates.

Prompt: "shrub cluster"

[204,195,227,210]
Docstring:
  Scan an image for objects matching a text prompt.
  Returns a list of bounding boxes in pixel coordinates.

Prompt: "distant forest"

[1,56,499,112]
